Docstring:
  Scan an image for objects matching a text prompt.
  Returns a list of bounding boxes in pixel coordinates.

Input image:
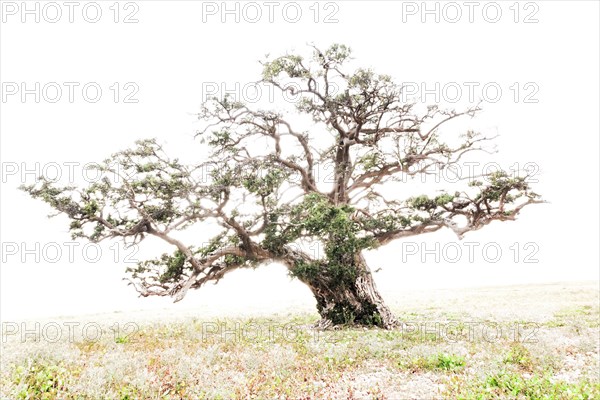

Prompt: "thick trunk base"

[301,254,398,329]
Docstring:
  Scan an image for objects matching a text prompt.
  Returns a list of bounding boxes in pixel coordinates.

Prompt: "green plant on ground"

[445,370,600,399]
[400,352,465,372]
[503,343,534,370]
[12,359,70,400]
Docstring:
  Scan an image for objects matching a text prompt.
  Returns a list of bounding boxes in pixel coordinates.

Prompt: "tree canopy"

[22,44,543,328]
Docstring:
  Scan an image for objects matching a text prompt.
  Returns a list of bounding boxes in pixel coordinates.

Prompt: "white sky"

[1,1,598,320]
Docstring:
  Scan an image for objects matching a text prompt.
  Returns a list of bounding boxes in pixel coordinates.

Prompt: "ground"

[1,281,599,399]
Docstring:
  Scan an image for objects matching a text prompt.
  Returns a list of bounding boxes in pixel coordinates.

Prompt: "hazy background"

[1,1,598,320]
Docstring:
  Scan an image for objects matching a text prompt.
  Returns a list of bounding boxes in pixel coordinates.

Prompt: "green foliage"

[115,335,131,344]
[446,369,600,399]
[82,200,99,216]
[316,300,381,326]
[13,359,70,399]
[271,194,378,288]
[400,353,465,372]
[324,301,358,325]
[435,193,455,206]
[503,343,534,370]
[475,171,532,203]
[159,250,187,283]
[408,195,437,211]
[127,250,190,284]
[242,168,285,197]
[262,54,306,80]
[348,69,376,90]
[357,213,412,235]
[357,152,381,170]
[407,193,455,210]
[289,259,321,281]
[323,43,351,63]
[196,234,228,258]
[118,384,142,400]
[208,128,233,147]
[435,353,466,370]
[223,254,246,266]
[19,181,80,218]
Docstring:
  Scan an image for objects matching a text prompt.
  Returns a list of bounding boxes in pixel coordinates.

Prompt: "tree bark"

[298,253,398,329]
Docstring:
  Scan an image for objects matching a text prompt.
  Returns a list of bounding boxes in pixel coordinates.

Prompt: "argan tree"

[22,44,543,329]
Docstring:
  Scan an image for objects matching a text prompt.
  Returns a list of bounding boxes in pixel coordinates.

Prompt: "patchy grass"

[503,343,534,371]
[445,371,600,399]
[399,352,466,372]
[546,305,600,329]
[11,358,74,400]
[1,282,599,399]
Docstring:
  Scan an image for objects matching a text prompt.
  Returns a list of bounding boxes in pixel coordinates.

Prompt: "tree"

[21,44,544,329]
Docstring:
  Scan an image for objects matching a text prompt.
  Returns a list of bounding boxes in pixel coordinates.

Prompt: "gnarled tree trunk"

[296,253,398,329]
